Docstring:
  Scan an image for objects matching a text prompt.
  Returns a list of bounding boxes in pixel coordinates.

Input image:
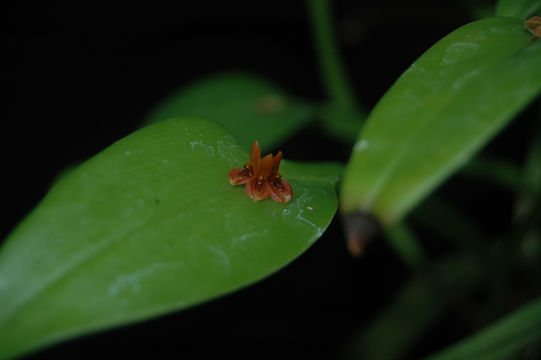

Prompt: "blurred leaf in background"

[143,73,316,152]
[495,0,541,18]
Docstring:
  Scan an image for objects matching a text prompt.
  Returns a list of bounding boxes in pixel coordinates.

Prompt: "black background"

[5,1,536,359]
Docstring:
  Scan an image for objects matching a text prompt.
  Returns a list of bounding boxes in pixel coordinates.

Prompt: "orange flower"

[228,141,293,203]
[525,16,541,37]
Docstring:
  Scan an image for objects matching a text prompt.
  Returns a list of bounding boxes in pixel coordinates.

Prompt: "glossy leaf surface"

[340,17,541,224]
[144,73,315,152]
[0,118,340,359]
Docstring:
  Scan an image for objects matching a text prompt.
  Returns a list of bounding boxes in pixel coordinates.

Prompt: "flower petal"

[526,16,541,37]
[269,151,282,179]
[246,178,271,201]
[258,154,274,179]
[249,140,261,170]
[228,168,250,185]
[269,178,293,203]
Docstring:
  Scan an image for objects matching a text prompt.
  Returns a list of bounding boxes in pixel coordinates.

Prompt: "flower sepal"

[228,141,293,203]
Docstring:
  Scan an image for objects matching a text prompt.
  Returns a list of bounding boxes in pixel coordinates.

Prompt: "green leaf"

[496,0,541,18]
[340,17,541,224]
[143,73,316,152]
[0,118,340,359]
[427,297,541,360]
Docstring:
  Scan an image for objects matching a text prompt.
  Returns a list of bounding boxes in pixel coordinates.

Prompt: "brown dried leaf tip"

[342,211,382,257]
[525,16,541,38]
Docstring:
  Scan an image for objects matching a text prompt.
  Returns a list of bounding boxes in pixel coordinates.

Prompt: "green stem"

[307,0,358,111]
[384,221,426,270]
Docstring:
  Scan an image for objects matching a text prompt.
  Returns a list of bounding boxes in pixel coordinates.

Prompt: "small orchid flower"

[228,141,293,203]
[525,16,541,37]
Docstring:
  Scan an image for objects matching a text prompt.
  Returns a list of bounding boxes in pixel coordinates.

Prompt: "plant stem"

[307,0,359,111]
[385,221,427,270]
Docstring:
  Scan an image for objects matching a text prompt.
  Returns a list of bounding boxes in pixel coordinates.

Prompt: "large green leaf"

[143,73,316,152]
[340,17,541,224]
[427,297,541,360]
[0,118,340,359]
[495,0,541,18]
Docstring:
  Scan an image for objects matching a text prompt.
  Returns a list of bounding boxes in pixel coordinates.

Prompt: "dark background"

[5,1,534,358]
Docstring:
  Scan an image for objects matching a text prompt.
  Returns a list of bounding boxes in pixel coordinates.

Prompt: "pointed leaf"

[0,118,340,359]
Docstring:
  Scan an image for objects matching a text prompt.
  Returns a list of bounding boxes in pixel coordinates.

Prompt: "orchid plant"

[1,1,541,359]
